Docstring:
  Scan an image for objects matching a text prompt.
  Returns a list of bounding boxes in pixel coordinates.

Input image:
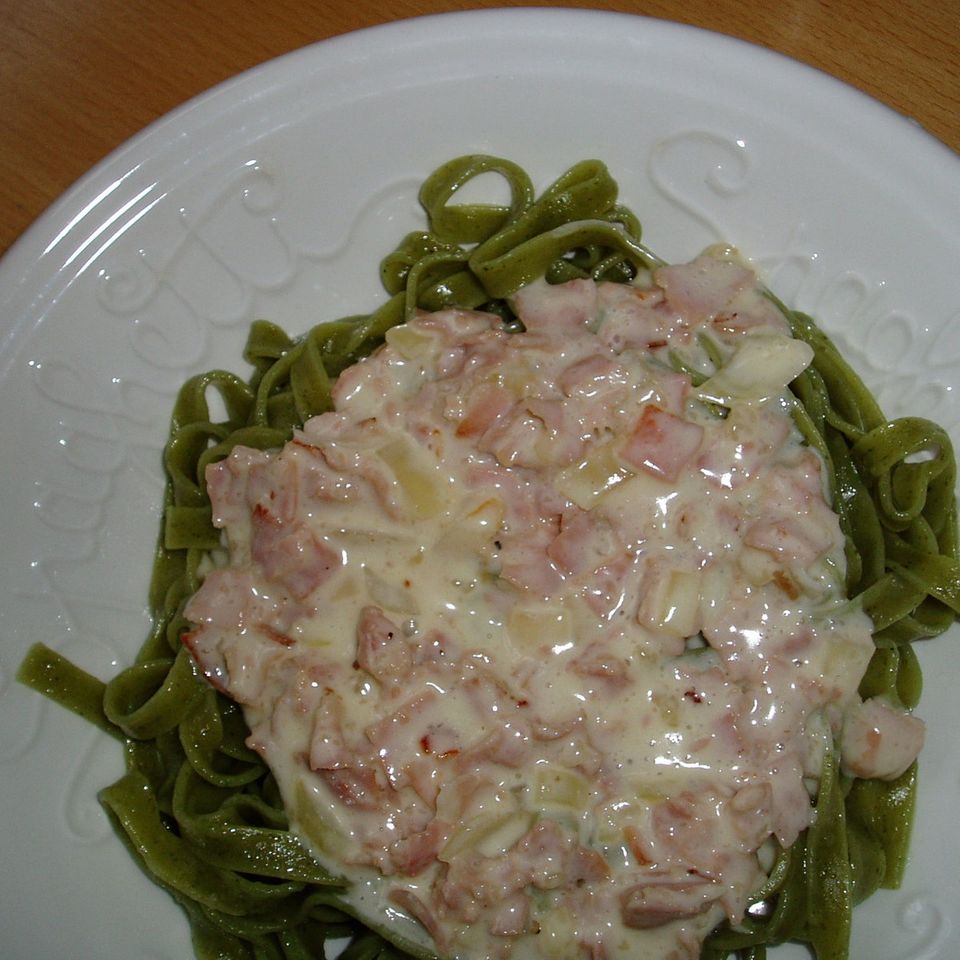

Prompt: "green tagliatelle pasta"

[17,156,959,960]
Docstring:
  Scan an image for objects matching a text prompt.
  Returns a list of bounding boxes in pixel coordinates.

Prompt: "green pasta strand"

[418,155,535,245]
[16,642,121,741]
[171,765,342,885]
[103,646,203,740]
[100,770,308,917]
[16,156,959,960]
[846,763,918,890]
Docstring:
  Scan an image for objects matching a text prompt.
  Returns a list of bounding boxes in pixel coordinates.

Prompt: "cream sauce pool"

[183,249,917,960]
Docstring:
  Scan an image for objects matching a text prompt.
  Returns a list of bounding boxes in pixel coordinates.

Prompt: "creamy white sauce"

[183,249,909,960]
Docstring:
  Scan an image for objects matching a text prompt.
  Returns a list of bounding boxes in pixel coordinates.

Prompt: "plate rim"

[3,7,958,323]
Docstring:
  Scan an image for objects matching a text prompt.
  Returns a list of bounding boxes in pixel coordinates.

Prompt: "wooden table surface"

[2,0,958,260]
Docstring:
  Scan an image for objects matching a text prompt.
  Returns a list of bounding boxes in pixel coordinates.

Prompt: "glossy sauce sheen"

[184,251,895,959]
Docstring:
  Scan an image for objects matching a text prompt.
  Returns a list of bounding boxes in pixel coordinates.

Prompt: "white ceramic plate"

[1,10,958,959]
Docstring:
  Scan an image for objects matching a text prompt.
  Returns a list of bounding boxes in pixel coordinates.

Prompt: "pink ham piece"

[840,696,926,781]
[251,505,340,600]
[619,405,704,482]
[655,252,754,324]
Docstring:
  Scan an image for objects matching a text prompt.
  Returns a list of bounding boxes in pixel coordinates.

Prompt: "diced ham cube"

[489,893,530,937]
[557,353,625,398]
[355,605,412,686]
[596,281,679,352]
[251,504,340,600]
[841,697,925,781]
[513,278,598,334]
[619,406,704,482]
[547,509,619,577]
[389,818,449,876]
[655,253,753,323]
[454,382,516,438]
[743,515,833,569]
[620,878,720,929]
[319,764,385,812]
[206,445,271,529]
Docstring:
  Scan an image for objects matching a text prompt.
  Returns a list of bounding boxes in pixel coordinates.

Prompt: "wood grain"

[1,0,958,258]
